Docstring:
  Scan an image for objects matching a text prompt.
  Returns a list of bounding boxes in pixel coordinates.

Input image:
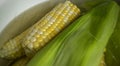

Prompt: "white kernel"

[37,31,43,35]
[57,11,62,15]
[27,43,33,49]
[47,24,51,27]
[62,14,66,17]
[70,11,74,14]
[50,18,56,22]
[33,29,38,33]
[50,22,53,25]
[30,32,35,36]
[47,15,52,20]
[65,17,68,21]
[27,36,32,40]
[44,37,49,43]
[55,28,60,32]
[42,35,46,39]
[63,19,68,23]
[31,37,36,42]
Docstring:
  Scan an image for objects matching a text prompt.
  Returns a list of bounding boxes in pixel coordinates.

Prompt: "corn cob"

[0,28,30,59]
[22,1,80,57]
[27,1,119,66]
[10,56,30,66]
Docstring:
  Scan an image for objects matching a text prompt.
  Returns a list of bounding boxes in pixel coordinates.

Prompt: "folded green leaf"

[53,1,119,66]
[105,7,120,66]
[78,0,112,14]
[79,0,108,10]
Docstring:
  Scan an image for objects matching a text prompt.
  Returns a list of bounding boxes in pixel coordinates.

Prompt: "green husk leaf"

[27,1,119,66]
[105,7,120,66]
[76,0,112,14]
[79,0,109,10]
[53,1,119,66]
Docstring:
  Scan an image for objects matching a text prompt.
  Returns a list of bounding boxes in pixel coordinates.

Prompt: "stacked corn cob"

[22,1,80,57]
[0,1,80,60]
[0,29,29,59]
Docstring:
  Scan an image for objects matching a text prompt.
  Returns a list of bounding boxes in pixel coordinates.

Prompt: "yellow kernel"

[55,28,60,32]
[37,39,44,45]
[27,43,33,49]
[39,21,48,26]
[47,35,52,40]
[49,11,55,16]
[33,42,40,49]
[46,29,51,34]
[24,41,30,45]
[39,28,46,32]
[49,31,57,38]
[57,26,63,30]
[44,32,49,36]
[69,3,73,7]
[40,41,45,47]
[48,25,55,29]
[43,36,50,43]
[34,34,40,38]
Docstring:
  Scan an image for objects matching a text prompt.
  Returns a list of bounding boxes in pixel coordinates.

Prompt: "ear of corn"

[0,29,29,59]
[22,1,80,57]
[105,7,120,66]
[27,1,119,66]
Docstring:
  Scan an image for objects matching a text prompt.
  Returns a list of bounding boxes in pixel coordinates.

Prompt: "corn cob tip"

[0,40,24,59]
[0,27,30,59]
